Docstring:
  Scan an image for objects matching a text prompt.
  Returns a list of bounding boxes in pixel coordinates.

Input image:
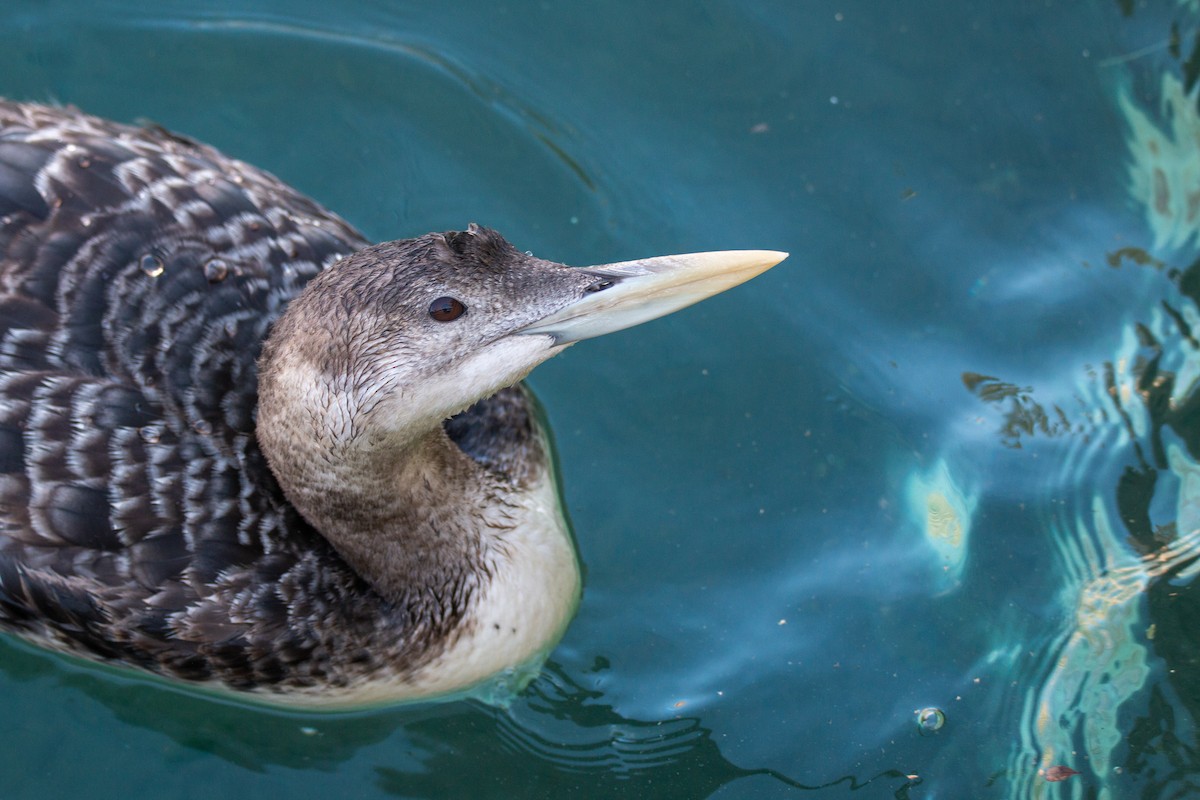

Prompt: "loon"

[0,100,785,707]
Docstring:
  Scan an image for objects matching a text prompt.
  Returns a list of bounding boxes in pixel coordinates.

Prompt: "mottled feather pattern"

[0,100,532,694]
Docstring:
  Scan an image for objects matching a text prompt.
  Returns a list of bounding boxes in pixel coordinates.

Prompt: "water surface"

[0,1,1197,797]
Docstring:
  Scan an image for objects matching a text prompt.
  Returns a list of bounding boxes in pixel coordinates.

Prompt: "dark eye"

[429,296,466,322]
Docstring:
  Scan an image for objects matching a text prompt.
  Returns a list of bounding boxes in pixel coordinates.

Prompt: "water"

[0,0,1197,797]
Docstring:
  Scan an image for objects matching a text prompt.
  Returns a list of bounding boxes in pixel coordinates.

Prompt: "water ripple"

[120,11,598,195]
[372,662,929,798]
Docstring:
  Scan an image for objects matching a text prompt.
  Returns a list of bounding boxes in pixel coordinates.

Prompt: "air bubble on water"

[915,707,945,733]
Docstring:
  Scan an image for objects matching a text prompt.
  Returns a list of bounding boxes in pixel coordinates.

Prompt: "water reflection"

[0,637,926,798]
[375,662,925,799]
[1123,73,1200,252]
[972,251,1200,796]
[904,458,975,593]
[0,635,400,770]
[1007,481,1200,798]
[967,11,1200,794]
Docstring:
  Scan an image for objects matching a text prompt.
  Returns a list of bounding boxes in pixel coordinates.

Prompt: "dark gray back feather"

[0,101,438,691]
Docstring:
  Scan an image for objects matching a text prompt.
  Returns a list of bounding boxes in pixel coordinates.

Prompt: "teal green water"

[3,1,1200,797]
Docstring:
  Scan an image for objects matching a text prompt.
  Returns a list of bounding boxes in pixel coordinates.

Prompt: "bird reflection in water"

[0,635,927,798]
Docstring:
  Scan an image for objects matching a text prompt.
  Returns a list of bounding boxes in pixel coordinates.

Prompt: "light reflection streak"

[904,459,975,594]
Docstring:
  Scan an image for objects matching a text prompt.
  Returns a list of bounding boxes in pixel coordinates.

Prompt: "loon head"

[258,224,787,458]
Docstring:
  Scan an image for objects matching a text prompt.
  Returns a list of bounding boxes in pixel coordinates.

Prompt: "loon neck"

[283,424,500,616]
[259,396,584,698]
